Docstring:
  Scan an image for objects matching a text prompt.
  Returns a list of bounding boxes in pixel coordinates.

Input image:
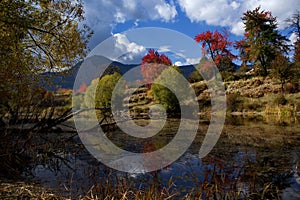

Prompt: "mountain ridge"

[40,55,197,91]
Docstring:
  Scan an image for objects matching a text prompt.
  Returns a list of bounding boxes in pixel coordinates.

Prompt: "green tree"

[271,53,291,94]
[236,7,289,76]
[291,41,300,88]
[295,42,300,65]
[95,72,124,108]
[72,94,84,110]
[188,69,203,83]
[151,66,187,114]
[0,0,92,122]
[188,57,211,83]
[84,72,124,108]
[84,79,98,109]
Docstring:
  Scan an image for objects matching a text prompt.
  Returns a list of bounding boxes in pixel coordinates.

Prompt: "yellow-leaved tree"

[0,0,92,124]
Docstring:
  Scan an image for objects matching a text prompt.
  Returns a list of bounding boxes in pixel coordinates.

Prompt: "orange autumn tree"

[195,30,236,72]
[77,82,88,93]
[141,49,172,86]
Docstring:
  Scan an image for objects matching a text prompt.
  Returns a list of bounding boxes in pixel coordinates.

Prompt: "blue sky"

[83,0,299,65]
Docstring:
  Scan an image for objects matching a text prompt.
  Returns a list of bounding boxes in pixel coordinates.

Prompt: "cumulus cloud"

[83,0,299,51]
[231,21,245,36]
[155,1,177,22]
[289,33,299,45]
[158,45,172,53]
[177,0,238,26]
[177,0,300,36]
[186,57,201,65]
[174,57,201,66]
[84,0,177,47]
[172,49,201,66]
[113,33,146,63]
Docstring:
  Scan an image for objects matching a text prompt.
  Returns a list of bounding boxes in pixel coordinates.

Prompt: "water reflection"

[22,117,300,198]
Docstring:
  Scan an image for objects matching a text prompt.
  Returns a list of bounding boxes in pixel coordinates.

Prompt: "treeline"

[77,7,300,117]
[192,7,300,89]
[1,3,300,125]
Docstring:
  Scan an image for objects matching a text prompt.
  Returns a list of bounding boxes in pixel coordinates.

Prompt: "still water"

[24,117,300,199]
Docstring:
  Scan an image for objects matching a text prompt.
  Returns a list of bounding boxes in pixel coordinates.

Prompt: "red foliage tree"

[141,49,172,85]
[77,82,87,93]
[195,30,236,71]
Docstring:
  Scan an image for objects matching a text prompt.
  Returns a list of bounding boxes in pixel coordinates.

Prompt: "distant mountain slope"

[40,55,197,91]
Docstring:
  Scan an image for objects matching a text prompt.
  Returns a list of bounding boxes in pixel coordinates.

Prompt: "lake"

[22,116,300,199]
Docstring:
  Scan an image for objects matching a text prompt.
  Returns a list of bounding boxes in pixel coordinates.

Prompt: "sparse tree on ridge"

[271,53,291,94]
[236,7,289,76]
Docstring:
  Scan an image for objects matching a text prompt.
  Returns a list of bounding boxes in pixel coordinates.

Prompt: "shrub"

[222,71,238,82]
[285,82,299,94]
[188,70,203,83]
[226,93,243,111]
[192,82,207,96]
[243,100,262,111]
[198,95,211,110]
[151,66,191,114]
[72,94,84,110]
[274,95,287,105]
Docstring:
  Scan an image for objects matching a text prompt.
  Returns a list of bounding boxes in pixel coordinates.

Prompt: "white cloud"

[134,19,139,27]
[158,45,172,52]
[114,10,126,23]
[174,57,201,66]
[173,49,201,65]
[84,0,178,47]
[83,0,299,50]
[178,0,300,36]
[230,1,240,10]
[231,21,245,36]
[155,1,177,22]
[186,57,201,65]
[113,33,146,63]
[289,33,298,45]
[177,0,235,26]
[174,61,183,66]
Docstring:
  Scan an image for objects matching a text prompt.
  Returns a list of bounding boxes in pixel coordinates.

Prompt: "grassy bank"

[123,76,300,121]
[190,76,300,121]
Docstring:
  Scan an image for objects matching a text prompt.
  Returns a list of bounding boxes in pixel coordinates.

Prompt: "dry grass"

[0,182,64,200]
[226,77,281,98]
[0,171,282,200]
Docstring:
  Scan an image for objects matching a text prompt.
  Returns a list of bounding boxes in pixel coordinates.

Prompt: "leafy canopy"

[151,66,184,114]
[141,49,172,85]
[0,0,91,121]
[271,53,291,94]
[0,0,91,71]
[84,72,124,109]
[195,30,236,71]
[235,6,289,76]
